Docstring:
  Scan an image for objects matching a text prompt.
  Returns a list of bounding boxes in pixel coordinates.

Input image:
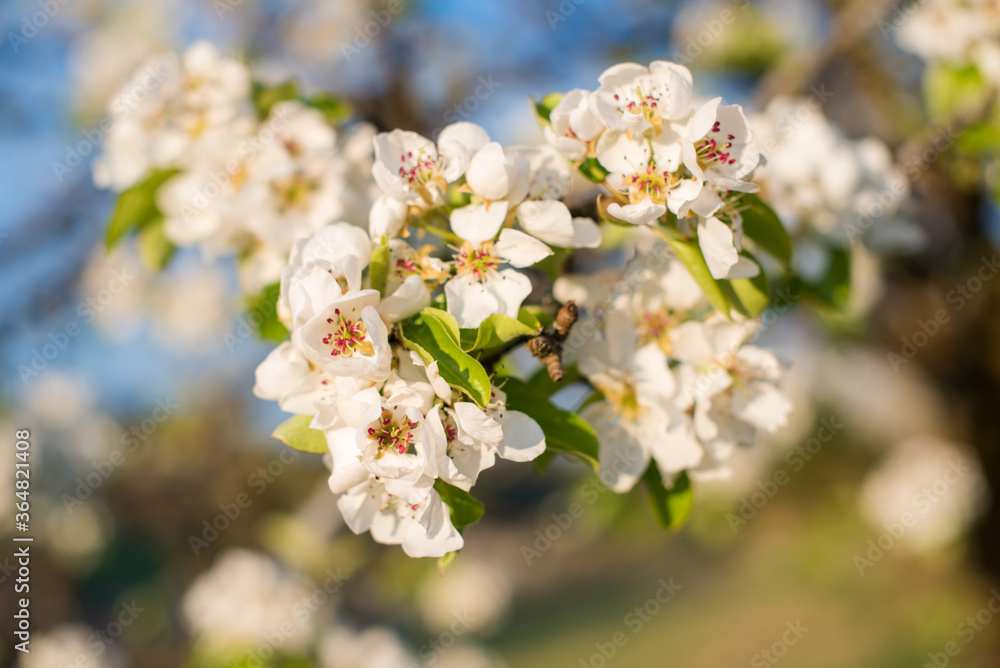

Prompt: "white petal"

[687,97,722,140]
[445,274,500,329]
[327,427,370,494]
[698,216,740,279]
[402,491,464,557]
[253,342,310,401]
[649,424,704,477]
[455,402,504,445]
[369,195,409,239]
[517,200,575,246]
[732,382,792,434]
[466,142,512,200]
[570,218,602,248]
[484,269,533,320]
[633,343,675,399]
[722,256,761,279]
[495,228,553,267]
[494,410,546,462]
[582,403,649,493]
[449,201,509,244]
[595,131,650,175]
[666,178,704,215]
[607,199,665,225]
[379,274,430,322]
[438,122,491,180]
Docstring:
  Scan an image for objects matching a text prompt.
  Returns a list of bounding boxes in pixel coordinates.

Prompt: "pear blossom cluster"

[751,97,923,283]
[895,0,1000,85]
[180,548,502,668]
[92,41,377,292]
[253,215,548,557]
[556,249,792,491]
[544,61,764,280]
[245,61,798,556]
[92,47,798,556]
[369,122,601,327]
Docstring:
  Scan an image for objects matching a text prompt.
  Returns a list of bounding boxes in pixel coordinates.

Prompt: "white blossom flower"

[371,123,488,208]
[591,61,694,134]
[93,41,253,191]
[443,205,541,328]
[681,98,761,193]
[318,626,417,668]
[430,386,546,491]
[670,316,791,462]
[580,311,703,491]
[544,88,605,160]
[336,477,463,557]
[182,549,316,654]
[18,626,124,668]
[860,437,988,553]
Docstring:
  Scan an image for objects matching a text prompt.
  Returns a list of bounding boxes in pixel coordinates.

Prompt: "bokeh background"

[3,0,1000,666]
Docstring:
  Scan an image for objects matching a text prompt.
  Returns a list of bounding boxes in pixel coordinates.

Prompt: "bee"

[526,300,579,383]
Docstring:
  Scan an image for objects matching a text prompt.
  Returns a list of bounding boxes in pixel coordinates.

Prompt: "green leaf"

[924,62,988,122]
[461,313,538,352]
[137,217,176,271]
[272,414,327,454]
[804,245,851,309]
[437,551,458,570]
[578,157,610,183]
[306,92,352,125]
[642,465,693,529]
[728,253,768,317]
[253,80,300,118]
[663,233,731,317]
[399,308,492,406]
[105,168,179,250]
[434,479,484,533]
[740,193,792,265]
[369,237,390,297]
[246,283,290,342]
[527,364,583,398]
[501,378,599,470]
[520,305,554,330]
[533,92,563,125]
[517,308,542,332]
